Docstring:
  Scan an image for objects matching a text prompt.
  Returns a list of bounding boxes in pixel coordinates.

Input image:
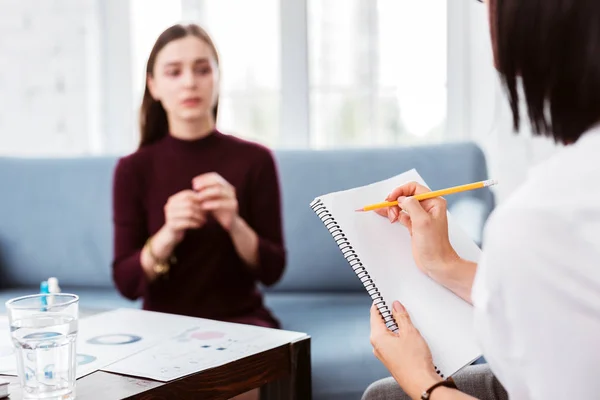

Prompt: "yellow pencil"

[355,179,498,212]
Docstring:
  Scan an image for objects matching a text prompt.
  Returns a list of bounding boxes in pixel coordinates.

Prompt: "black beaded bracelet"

[420,377,457,400]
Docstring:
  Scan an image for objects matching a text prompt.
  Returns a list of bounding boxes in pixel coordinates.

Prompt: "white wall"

[0,0,99,156]
[464,3,562,203]
[0,0,134,157]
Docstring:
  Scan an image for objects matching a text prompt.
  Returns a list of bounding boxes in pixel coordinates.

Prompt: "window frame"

[281,0,469,147]
[107,0,469,153]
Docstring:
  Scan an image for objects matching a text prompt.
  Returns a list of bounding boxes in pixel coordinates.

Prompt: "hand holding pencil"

[356,179,497,213]
[365,179,496,281]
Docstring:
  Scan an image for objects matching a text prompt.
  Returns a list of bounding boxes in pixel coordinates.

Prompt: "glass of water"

[5,294,79,400]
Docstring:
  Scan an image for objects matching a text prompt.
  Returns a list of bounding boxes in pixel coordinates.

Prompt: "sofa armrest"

[448,197,491,248]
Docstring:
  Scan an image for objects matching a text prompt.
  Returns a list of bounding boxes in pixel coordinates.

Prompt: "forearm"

[229,215,260,268]
[140,226,180,281]
[434,258,478,304]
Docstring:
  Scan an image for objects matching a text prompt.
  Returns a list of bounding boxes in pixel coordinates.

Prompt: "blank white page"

[314,169,482,377]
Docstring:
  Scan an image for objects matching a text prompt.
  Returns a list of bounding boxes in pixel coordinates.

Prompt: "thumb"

[392,301,413,331]
[398,196,429,226]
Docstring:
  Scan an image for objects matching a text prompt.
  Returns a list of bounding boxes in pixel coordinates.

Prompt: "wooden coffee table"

[1,307,312,400]
[3,336,310,400]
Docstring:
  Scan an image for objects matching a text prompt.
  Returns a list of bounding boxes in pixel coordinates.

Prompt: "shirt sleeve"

[246,149,286,286]
[472,207,600,399]
[111,157,148,300]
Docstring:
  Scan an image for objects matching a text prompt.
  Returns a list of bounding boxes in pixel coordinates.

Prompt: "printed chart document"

[102,312,308,381]
[75,308,197,378]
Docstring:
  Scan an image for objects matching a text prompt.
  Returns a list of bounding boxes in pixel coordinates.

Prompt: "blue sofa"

[0,141,494,399]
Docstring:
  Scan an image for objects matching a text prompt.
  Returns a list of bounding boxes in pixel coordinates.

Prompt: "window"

[308,0,447,148]
[130,0,183,113]
[192,0,281,146]
[129,0,449,149]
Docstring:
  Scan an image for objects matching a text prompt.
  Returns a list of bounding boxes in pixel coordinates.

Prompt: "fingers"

[386,181,431,202]
[398,211,412,232]
[374,206,400,223]
[191,172,219,191]
[373,208,388,218]
[389,207,400,223]
[398,195,449,232]
[370,303,390,337]
[192,172,231,192]
[386,182,446,216]
[170,217,205,230]
[201,199,237,212]
[168,190,203,207]
[194,185,234,202]
[411,194,447,215]
[392,301,413,331]
[397,196,429,226]
[165,190,206,231]
[168,194,204,216]
[170,206,204,220]
[380,181,431,224]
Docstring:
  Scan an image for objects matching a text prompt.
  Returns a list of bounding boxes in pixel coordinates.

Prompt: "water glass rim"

[5,293,79,310]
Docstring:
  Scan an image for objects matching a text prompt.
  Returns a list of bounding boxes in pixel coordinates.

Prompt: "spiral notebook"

[310,169,482,378]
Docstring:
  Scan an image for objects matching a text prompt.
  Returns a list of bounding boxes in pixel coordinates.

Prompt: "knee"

[362,381,384,400]
[362,377,405,400]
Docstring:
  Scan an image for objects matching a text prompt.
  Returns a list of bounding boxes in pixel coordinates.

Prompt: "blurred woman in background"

[111,23,286,400]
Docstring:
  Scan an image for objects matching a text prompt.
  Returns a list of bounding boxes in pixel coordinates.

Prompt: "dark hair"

[493,0,600,145]
[139,24,220,148]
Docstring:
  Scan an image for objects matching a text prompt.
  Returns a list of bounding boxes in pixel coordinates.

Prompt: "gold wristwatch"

[145,236,176,277]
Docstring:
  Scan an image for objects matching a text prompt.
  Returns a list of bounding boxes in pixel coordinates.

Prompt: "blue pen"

[40,281,49,310]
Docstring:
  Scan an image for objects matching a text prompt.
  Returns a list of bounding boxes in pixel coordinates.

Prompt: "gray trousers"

[361,364,508,400]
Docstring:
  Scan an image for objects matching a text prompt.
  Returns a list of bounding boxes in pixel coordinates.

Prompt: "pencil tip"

[355,208,364,212]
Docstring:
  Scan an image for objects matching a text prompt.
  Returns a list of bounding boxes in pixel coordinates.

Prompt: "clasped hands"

[163,172,238,241]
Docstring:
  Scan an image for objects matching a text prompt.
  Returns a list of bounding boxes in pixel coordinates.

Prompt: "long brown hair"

[139,24,220,148]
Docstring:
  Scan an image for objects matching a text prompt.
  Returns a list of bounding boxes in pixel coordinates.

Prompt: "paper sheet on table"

[74,308,199,378]
[102,313,308,382]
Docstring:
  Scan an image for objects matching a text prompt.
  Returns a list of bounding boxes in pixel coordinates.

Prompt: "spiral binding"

[310,197,444,379]
[310,198,397,331]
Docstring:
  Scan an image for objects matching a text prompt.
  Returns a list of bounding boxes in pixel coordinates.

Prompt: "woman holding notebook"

[363,0,600,399]
[111,24,285,332]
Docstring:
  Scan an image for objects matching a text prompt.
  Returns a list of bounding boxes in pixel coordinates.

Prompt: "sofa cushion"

[264,292,391,400]
[0,157,118,289]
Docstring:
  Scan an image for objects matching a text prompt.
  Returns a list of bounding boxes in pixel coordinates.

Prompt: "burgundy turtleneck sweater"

[111,131,285,328]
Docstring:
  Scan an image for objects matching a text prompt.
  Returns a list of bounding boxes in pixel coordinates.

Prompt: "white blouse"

[472,125,600,399]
